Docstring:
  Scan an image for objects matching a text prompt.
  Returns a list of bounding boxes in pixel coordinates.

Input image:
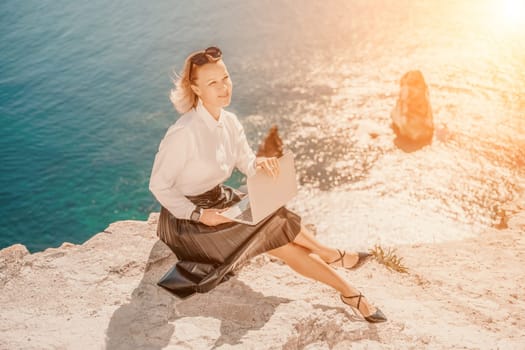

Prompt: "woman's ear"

[190,84,201,97]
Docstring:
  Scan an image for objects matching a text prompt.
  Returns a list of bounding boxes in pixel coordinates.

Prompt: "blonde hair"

[169,49,222,114]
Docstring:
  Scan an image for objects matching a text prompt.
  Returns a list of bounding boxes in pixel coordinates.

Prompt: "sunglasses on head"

[188,46,222,81]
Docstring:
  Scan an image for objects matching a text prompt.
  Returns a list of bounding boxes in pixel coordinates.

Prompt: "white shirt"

[148,99,257,220]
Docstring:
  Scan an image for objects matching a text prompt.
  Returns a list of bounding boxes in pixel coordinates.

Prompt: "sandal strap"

[337,249,345,267]
[328,249,345,266]
[341,293,363,309]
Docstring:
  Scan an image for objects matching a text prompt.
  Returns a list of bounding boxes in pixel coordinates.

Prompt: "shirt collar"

[195,99,224,130]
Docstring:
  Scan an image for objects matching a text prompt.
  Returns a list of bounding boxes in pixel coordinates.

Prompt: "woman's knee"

[267,242,295,260]
[267,242,308,261]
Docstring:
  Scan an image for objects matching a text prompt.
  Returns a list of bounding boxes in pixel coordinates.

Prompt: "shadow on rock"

[105,240,291,349]
[280,303,382,349]
[312,303,381,342]
[174,276,292,349]
[105,240,177,350]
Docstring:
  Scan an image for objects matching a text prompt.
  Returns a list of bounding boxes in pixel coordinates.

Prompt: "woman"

[148,46,386,323]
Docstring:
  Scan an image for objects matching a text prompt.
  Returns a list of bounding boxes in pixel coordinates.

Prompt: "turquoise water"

[1,0,524,252]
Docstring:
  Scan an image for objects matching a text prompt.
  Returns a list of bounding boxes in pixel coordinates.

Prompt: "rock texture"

[391,70,434,144]
[1,205,525,349]
[256,125,284,158]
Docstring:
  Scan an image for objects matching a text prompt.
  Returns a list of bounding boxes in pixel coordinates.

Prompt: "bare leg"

[266,242,377,316]
[292,225,359,267]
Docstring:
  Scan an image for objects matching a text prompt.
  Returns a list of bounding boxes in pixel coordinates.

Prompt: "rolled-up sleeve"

[232,115,257,177]
[148,129,196,219]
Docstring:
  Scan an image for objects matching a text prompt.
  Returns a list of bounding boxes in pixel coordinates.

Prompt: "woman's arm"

[148,130,197,220]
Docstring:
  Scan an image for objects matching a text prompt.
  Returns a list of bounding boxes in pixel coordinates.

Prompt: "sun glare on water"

[502,0,525,22]
[475,0,525,40]
[493,0,525,30]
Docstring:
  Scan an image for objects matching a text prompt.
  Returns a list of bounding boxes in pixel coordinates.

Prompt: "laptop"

[219,151,298,225]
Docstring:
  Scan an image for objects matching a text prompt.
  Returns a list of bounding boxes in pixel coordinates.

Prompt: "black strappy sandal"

[329,249,372,270]
[340,293,387,323]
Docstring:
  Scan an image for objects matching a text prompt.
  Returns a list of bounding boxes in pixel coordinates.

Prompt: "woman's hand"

[199,208,233,226]
[256,157,280,179]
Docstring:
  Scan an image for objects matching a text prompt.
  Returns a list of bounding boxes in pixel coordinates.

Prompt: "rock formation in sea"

[256,124,284,158]
[391,70,434,144]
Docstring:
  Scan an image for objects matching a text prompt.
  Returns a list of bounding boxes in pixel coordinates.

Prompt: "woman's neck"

[202,102,221,121]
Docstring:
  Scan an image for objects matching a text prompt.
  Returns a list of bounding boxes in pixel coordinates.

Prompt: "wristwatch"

[190,207,203,222]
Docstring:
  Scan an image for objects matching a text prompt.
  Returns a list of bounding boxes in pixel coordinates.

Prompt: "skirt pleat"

[155,184,301,298]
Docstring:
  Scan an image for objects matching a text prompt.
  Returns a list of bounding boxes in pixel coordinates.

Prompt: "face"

[191,59,232,109]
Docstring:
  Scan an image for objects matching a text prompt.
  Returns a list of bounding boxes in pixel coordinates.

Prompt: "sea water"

[1,0,524,252]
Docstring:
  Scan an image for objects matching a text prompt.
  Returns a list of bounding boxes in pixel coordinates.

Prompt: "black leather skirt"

[155,184,302,298]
